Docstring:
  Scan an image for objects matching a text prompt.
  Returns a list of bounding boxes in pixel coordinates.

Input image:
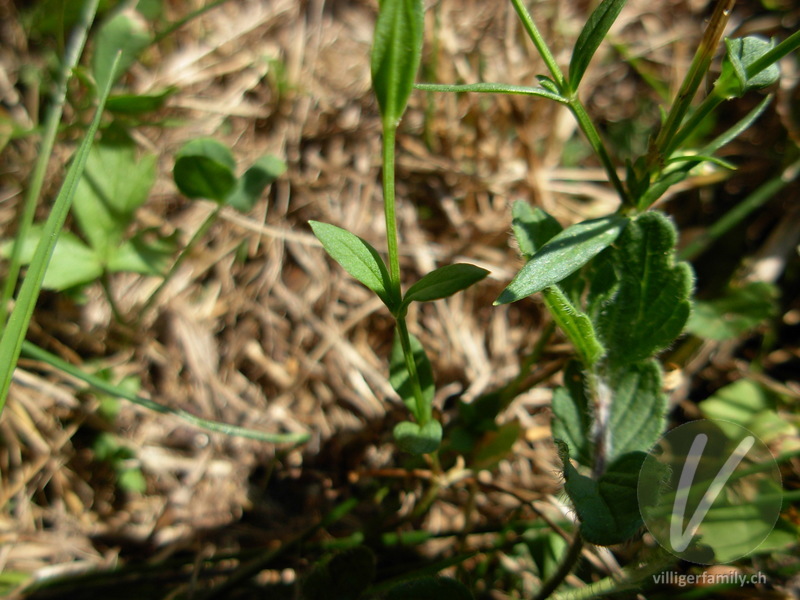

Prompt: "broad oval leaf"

[402,263,488,307]
[371,0,424,126]
[173,138,237,202]
[496,215,628,304]
[393,419,443,455]
[309,221,396,309]
[569,0,628,91]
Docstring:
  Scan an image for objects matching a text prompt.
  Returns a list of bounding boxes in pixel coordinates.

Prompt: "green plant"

[300,0,800,596]
[413,0,798,595]
[310,0,488,456]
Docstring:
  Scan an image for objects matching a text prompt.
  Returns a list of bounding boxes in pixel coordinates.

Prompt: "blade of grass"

[20,341,309,444]
[0,52,120,414]
[0,0,100,326]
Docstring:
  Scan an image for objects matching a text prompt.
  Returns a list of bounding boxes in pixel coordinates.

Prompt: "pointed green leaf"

[511,201,562,258]
[607,359,667,463]
[551,361,592,467]
[393,419,442,455]
[173,138,237,202]
[402,263,488,308]
[569,0,628,91]
[415,82,567,104]
[106,87,177,114]
[496,215,628,304]
[309,221,396,309]
[92,9,151,91]
[371,0,424,126]
[596,212,692,365]
[557,442,648,546]
[389,331,433,421]
[225,154,287,213]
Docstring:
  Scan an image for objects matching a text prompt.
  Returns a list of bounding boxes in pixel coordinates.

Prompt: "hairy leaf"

[607,360,667,463]
[496,215,628,304]
[557,442,647,546]
[595,212,692,365]
[309,221,396,309]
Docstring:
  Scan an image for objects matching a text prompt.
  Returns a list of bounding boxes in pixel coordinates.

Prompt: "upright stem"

[382,122,428,425]
[381,125,403,300]
[509,0,566,90]
[568,99,630,206]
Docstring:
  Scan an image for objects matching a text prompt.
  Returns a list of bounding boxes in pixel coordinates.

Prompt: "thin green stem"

[664,91,726,159]
[396,317,428,425]
[382,125,402,299]
[509,0,567,91]
[140,203,222,317]
[0,0,100,326]
[20,341,309,444]
[568,99,630,206]
[647,0,736,172]
[533,534,584,600]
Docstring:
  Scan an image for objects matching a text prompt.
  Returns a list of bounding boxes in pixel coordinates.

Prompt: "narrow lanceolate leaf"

[414,82,567,104]
[557,441,648,546]
[309,221,397,309]
[389,332,433,422]
[496,215,628,304]
[569,0,628,91]
[401,263,489,308]
[0,54,120,412]
[511,201,562,258]
[371,0,424,126]
[595,212,692,366]
[607,360,667,464]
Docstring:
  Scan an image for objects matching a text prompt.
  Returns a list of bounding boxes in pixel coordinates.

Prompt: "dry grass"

[0,0,798,597]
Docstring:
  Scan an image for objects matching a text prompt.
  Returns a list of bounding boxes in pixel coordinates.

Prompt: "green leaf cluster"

[173,137,286,210]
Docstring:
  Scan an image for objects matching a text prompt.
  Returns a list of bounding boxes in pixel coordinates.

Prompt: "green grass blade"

[0,0,100,326]
[20,341,309,444]
[0,53,120,414]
